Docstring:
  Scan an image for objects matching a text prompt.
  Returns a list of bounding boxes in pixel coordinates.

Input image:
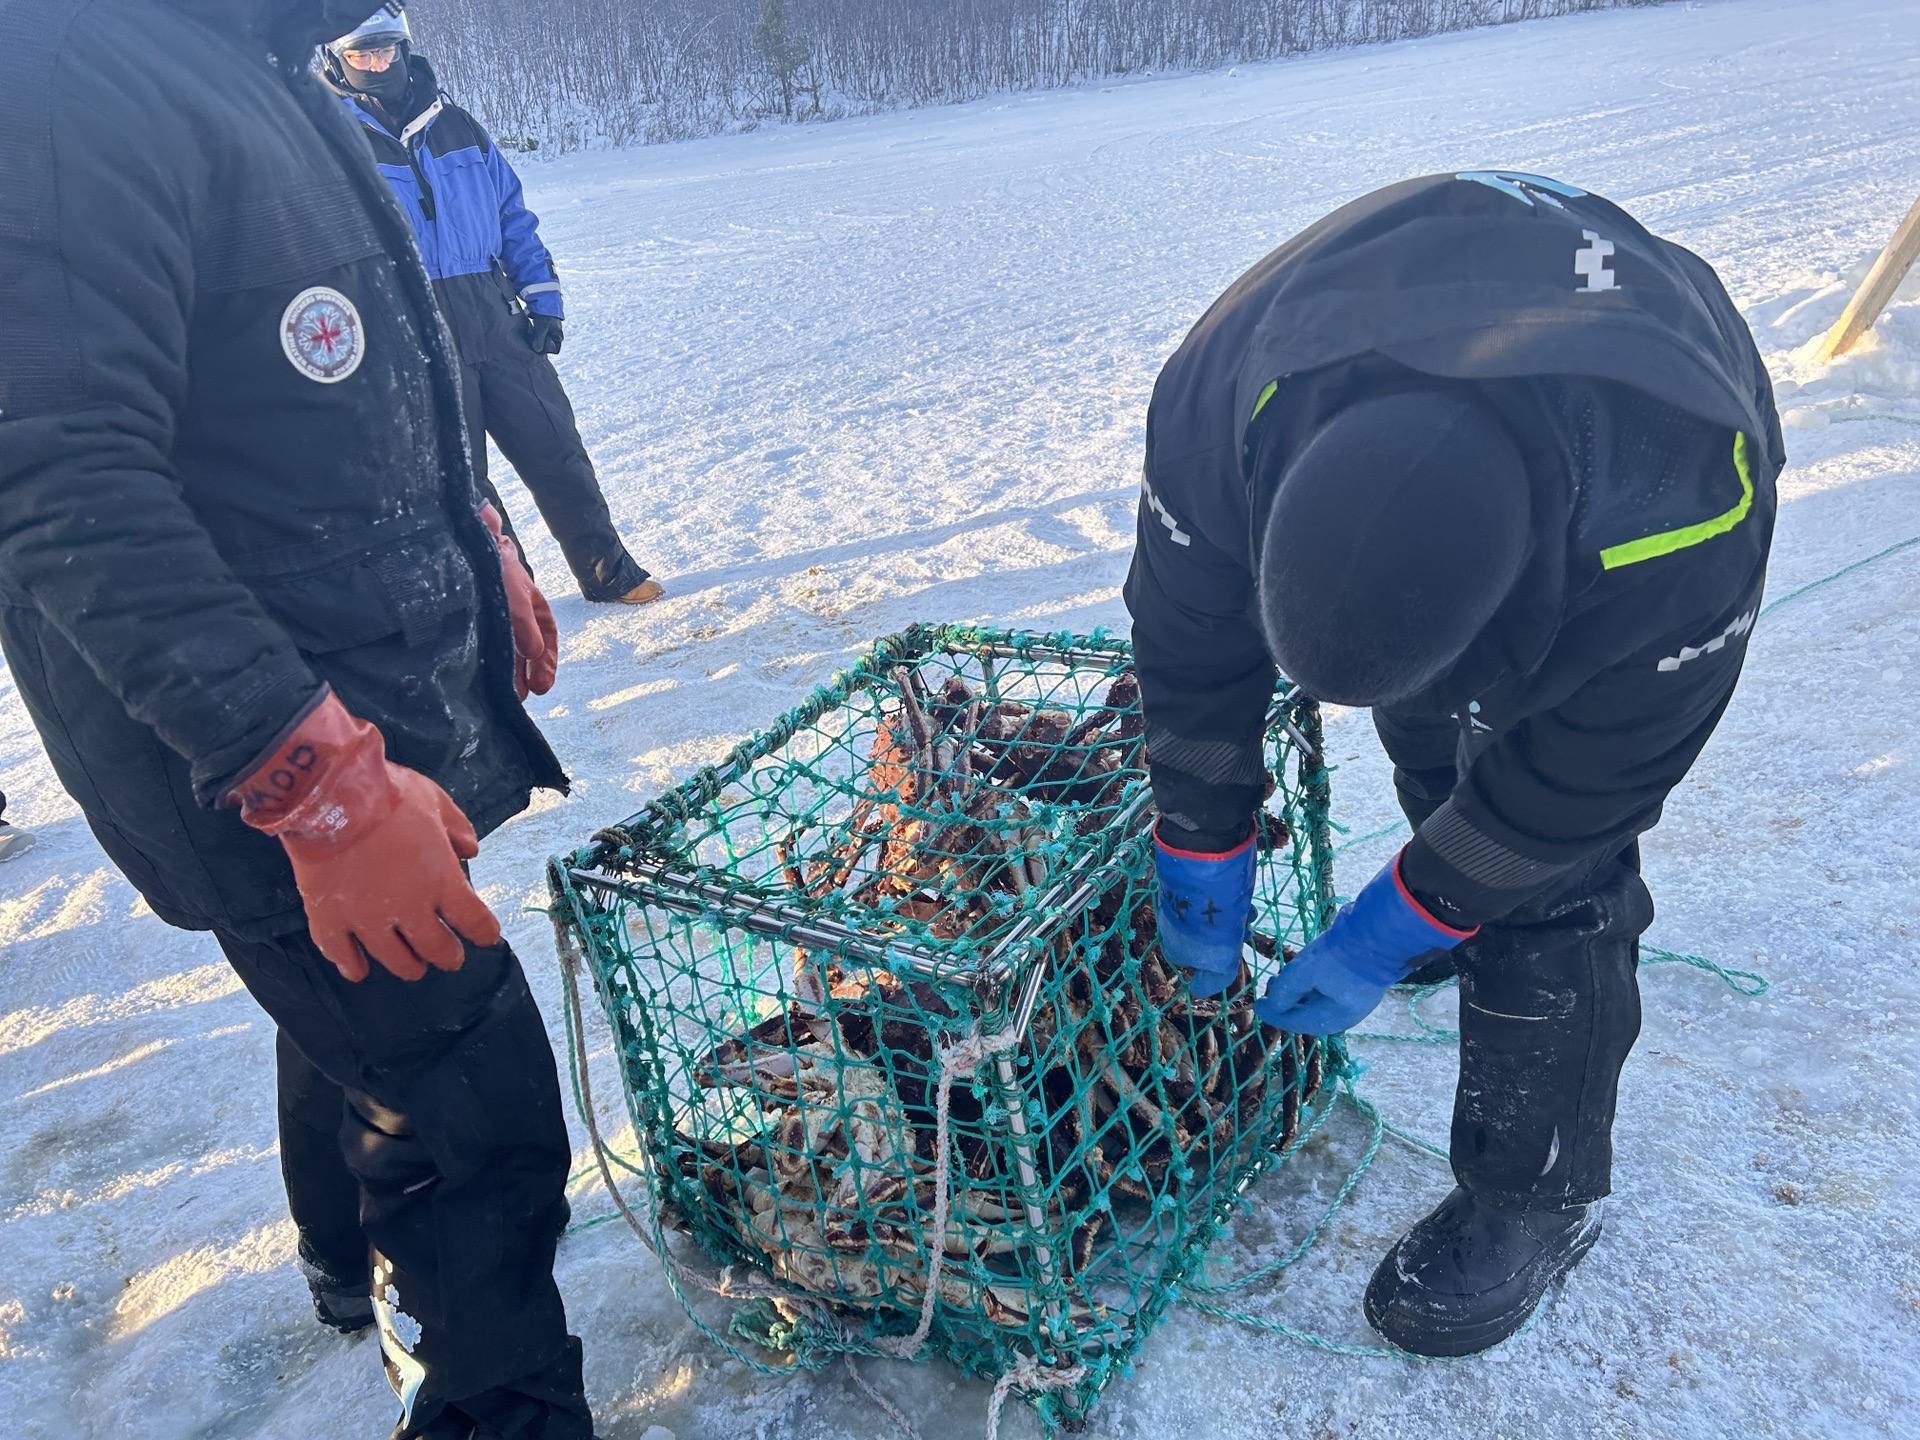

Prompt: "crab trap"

[547,624,1338,1426]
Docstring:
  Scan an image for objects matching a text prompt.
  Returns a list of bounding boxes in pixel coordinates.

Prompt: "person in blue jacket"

[323,4,662,606]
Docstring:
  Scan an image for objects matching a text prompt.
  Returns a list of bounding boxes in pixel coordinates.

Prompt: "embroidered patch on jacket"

[280,287,366,384]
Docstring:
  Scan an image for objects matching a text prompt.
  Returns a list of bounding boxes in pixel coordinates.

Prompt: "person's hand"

[1255,854,1475,1034]
[1153,822,1257,997]
[479,504,559,699]
[229,692,501,982]
[527,314,564,355]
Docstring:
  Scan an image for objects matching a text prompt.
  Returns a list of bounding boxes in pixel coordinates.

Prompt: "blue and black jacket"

[326,56,563,321]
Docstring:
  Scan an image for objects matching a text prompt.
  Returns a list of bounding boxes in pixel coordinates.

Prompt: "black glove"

[527,315,564,356]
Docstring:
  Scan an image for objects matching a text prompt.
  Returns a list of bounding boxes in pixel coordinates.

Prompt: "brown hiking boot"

[615,579,665,606]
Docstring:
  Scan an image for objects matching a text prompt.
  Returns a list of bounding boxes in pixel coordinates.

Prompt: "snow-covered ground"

[4,0,1919,1434]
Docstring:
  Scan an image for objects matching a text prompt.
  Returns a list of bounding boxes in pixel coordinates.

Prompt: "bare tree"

[404,1,1675,156]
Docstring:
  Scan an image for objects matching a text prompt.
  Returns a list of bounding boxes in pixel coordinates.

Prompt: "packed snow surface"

[3,0,1918,1435]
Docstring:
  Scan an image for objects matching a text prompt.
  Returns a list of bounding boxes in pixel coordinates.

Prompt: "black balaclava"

[335,38,412,110]
[1258,389,1532,708]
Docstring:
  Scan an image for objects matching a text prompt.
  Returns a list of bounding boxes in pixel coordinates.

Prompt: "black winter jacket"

[0,0,567,939]
[1125,173,1784,926]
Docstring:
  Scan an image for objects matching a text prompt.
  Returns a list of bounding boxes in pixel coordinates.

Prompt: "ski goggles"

[341,42,403,72]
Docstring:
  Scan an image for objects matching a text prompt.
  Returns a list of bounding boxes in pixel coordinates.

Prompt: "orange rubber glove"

[479,504,558,700]
[229,692,502,982]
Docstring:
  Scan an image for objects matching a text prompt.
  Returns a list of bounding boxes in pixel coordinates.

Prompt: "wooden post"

[1815,190,1920,364]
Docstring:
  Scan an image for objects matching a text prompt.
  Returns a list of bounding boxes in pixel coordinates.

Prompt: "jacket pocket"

[422,146,500,269]
[236,525,478,657]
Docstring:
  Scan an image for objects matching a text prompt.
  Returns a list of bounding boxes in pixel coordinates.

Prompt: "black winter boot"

[298,1250,374,1335]
[1363,1187,1602,1357]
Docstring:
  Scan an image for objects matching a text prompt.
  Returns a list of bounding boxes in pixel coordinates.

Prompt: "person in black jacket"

[321,4,663,607]
[1131,172,1782,1357]
[0,1,594,1435]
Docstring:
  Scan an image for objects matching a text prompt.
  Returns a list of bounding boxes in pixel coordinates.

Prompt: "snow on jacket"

[1126,172,1785,927]
[328,56,565,319]
[0,0,567,940]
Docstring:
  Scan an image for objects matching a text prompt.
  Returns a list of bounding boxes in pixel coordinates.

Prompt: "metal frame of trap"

[547,625,1339,1424]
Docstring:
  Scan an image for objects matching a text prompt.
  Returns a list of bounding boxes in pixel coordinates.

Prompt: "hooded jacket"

[1126,173,1785,925]
[0,0,568,939]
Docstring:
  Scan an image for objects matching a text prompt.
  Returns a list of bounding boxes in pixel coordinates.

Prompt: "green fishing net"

[547,624,1338,1426]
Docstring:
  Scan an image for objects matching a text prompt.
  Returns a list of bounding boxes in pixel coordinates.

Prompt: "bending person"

[1131,172,1783,1358]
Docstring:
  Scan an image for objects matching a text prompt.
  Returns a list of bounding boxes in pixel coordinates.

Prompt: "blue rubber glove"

[1255,853,1476,1035]
[1154,825,1257,998]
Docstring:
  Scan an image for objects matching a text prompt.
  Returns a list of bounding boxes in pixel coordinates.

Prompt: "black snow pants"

[1376,709,1653,1211]
[437,271,648,603]
[217,928,593,1440]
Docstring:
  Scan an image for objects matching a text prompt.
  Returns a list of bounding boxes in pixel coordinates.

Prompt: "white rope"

[554,921,837,1313]
[557,913,1073,1438]
[986,1356,1089,1440]
[873,1024,1019,1359]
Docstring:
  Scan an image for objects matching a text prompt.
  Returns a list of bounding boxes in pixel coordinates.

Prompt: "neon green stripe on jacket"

[1600,431,1756,571]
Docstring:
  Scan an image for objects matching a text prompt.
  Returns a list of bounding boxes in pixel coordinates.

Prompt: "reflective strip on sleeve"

[519,282,562,298]
[1145,723,1268,790]
[1418,801,1573,892]
[1599,432,1756,571]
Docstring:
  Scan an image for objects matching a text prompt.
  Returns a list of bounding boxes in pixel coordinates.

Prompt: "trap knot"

[987,1356,1089,1440]
[935,1023,1019,1081]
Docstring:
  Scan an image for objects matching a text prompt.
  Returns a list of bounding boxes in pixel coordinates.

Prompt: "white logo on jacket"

[1657,607,1757,672]
[1575,231,1619,293]
[281,287,365,384]
[1140,471,1192,547]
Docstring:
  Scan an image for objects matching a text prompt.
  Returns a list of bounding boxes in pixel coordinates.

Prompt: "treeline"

[406,0,1671,154]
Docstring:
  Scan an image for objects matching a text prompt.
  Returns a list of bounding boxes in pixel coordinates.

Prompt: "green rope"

[1172,933,1767,1363]
[1333,820,1411,857]
[1640,946,1769,997]
[1174,1082,1460,1360]
[1178,1295,1424,1360]
[546,616,1795,1418]
[1758,534,1920,622]
[1378,1117,1451,1163]
[1181,1087,1360,1296]
[1353,940,1768,1054]
[1350,979,1462,1045]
